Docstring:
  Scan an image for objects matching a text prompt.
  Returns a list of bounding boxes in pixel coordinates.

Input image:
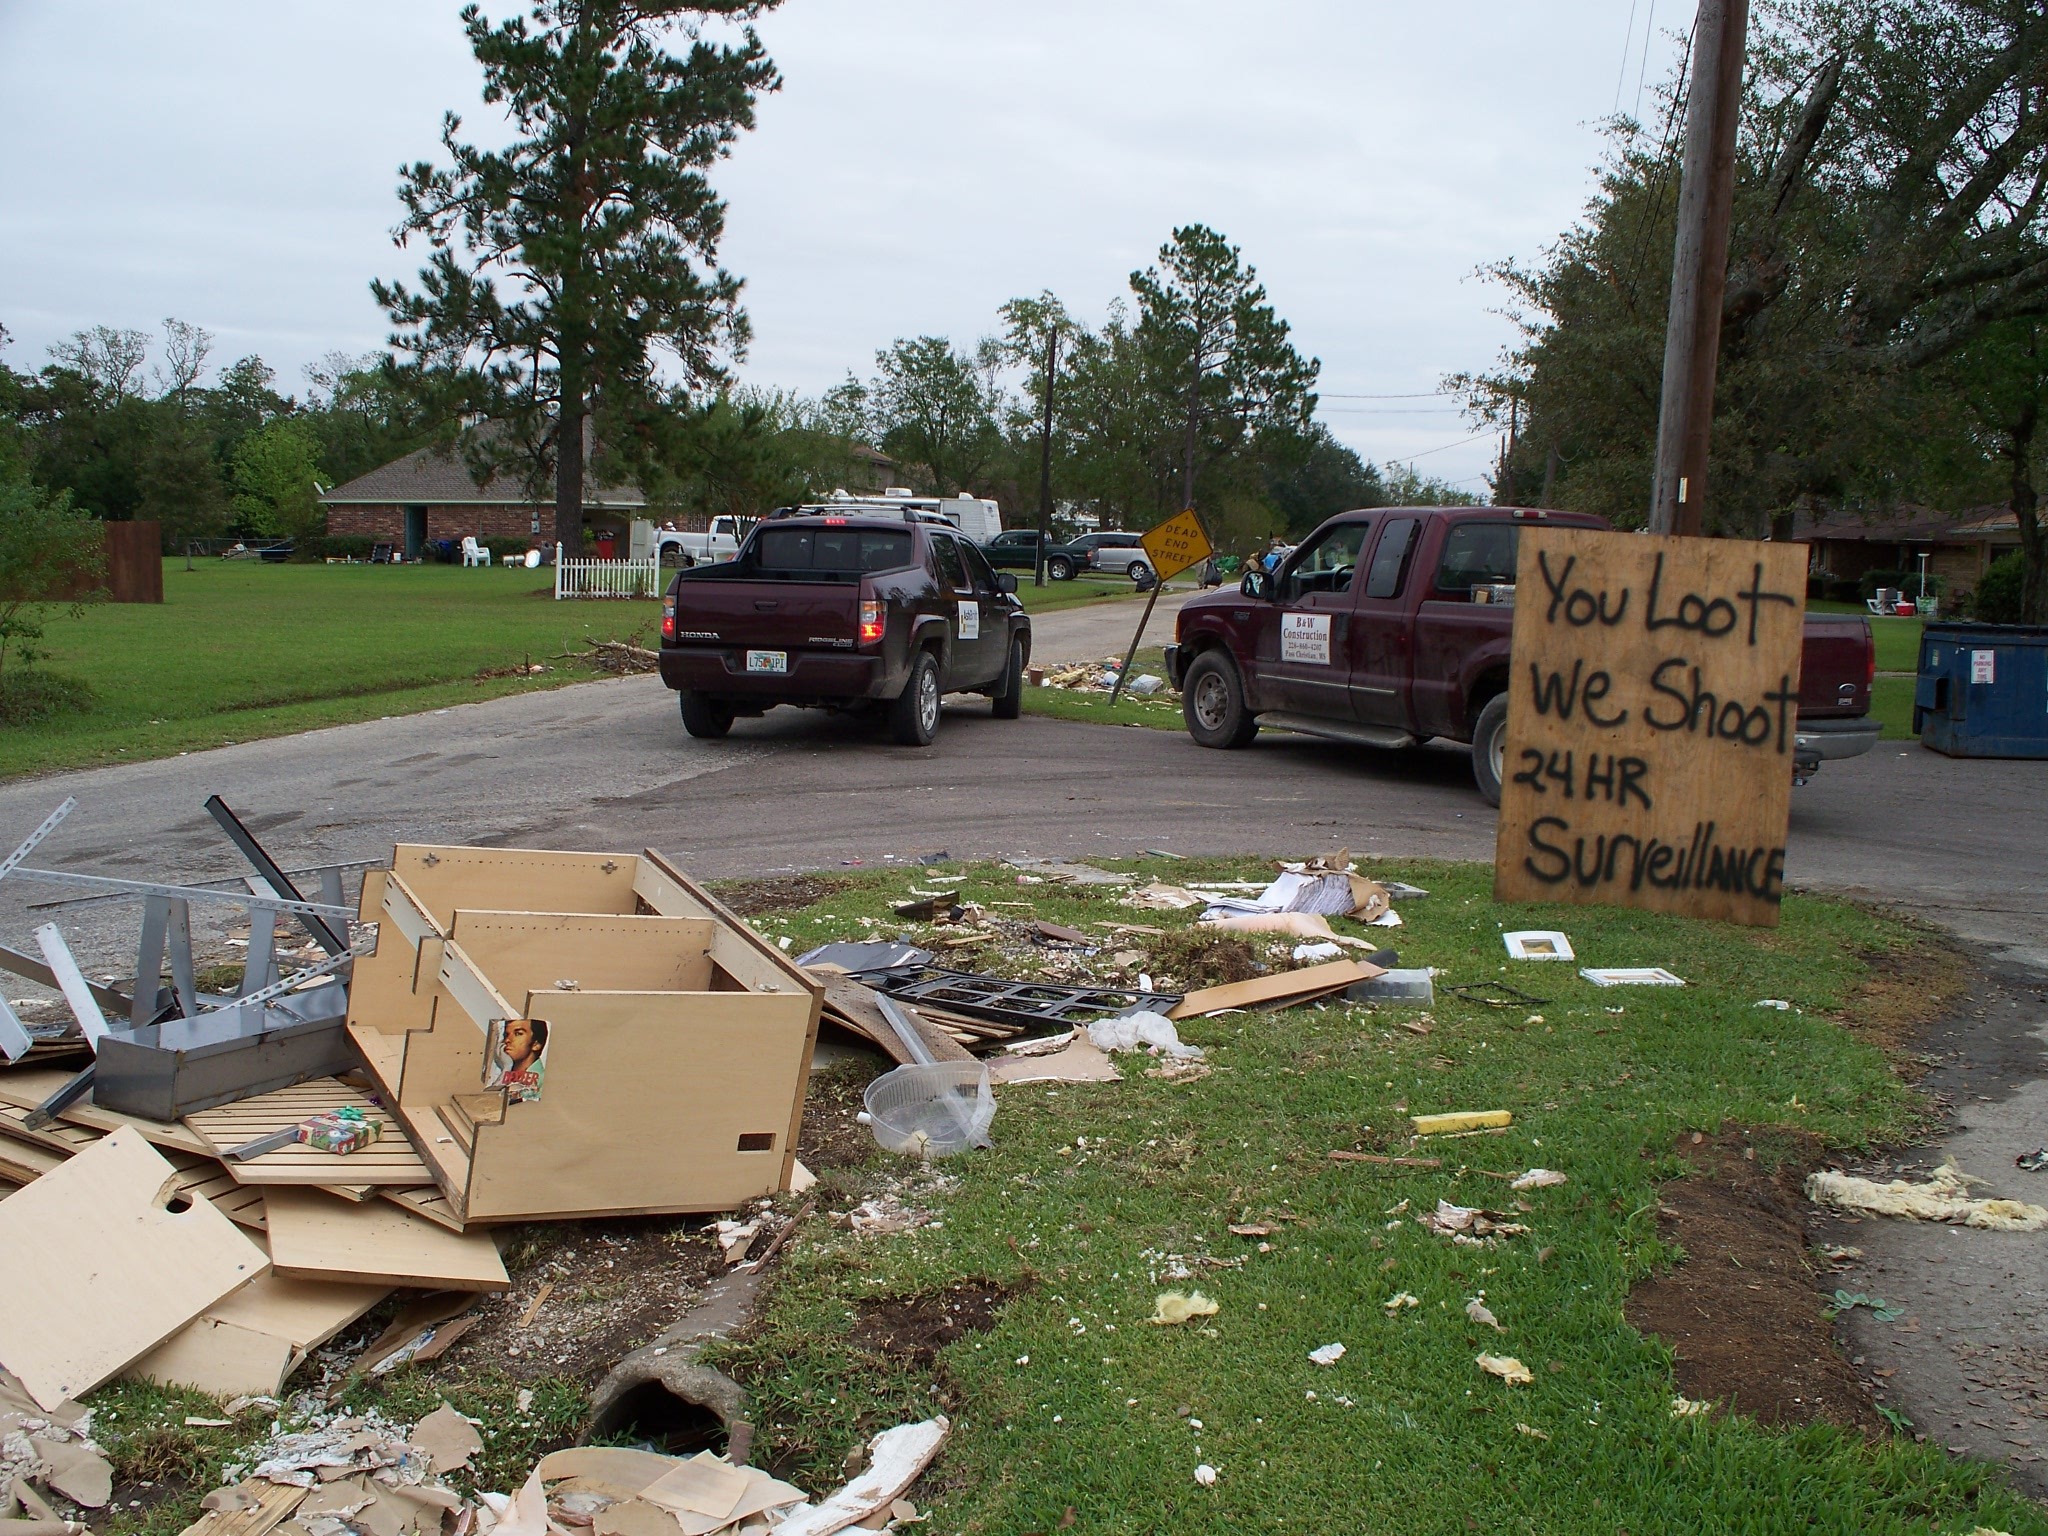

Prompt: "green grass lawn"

[703,858,2034,1534]
[1012,575,1181,615]
[83,857,2036,1536]
[2,560,661,779]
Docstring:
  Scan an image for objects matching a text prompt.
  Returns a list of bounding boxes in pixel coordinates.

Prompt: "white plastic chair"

[461,536,492,567]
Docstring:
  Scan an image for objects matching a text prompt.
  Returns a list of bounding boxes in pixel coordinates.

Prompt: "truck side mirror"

[1241,570,1273,601]
[995,572,1018,595]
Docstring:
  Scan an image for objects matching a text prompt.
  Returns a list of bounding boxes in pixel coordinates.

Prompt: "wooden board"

[0,1068,213,1154]
[131,1255,387,1398]
[1168,959,1382,1019]
[185,1079,432,1188]
[0,1127,268,1408]
[261,1187,507,1291]
[1493,528,1806,927]
[381,1183,467,1233]
[173,1479,307,1536]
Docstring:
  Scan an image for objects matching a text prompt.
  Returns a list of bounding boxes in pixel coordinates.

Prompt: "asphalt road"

[2,654,2040,977]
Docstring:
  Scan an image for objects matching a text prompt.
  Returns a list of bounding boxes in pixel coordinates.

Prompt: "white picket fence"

[554,544,663,599]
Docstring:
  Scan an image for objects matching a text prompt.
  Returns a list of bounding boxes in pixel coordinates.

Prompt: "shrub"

[1972,554,2024,624]
[1825,577,1862,603]
[483,536,536,563]
[0,669,95,726]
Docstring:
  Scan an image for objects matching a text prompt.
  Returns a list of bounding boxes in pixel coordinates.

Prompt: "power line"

[1320,406,1468,416]
[1635,0,1658,123]
[1318,391,1446,399]
[1386,430,1495,464]
[1616,0,1641,113]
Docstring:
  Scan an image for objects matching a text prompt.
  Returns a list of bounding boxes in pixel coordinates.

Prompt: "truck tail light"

[859,599,885,645]
[661,594,677,641]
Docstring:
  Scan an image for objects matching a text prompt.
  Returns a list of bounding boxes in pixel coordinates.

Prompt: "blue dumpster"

[1915,621,2048,758]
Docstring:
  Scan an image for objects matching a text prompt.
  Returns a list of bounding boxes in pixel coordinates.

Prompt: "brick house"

[319,442,645,559]
[1798,505,2024,607]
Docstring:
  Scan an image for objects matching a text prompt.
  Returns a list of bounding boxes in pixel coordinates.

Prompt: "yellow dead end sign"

[1107,509,1213,704]
[1140,508,1214,582]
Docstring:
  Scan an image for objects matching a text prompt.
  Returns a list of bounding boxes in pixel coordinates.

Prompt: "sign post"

[1108,511,1214,705]
[1491,527,1806,928]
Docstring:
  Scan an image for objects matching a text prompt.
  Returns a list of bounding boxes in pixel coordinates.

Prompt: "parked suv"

[658,511,1032,745]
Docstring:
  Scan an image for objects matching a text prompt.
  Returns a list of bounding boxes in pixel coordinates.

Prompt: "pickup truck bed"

[1164,506,1879,802]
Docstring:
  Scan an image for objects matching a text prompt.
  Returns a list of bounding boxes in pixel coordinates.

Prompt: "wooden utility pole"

[1649,0,1749,536]
[1035,327,1059,587]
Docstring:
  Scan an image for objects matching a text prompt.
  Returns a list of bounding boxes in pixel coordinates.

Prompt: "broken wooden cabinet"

[345,846,819,1223]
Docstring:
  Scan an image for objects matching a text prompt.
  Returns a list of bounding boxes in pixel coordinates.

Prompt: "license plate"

[745,649,787,674]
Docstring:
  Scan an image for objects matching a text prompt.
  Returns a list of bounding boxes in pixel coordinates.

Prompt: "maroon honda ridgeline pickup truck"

[657,511,1032,745]
[1162,506,1880,805]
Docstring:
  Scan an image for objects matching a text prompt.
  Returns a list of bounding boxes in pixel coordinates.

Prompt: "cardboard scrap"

[989,1040,1121,1085]
[0,1127,268,1409]
[408,1403,483,1474]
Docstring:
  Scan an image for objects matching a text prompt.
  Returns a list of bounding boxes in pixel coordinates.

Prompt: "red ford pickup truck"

[658,511,1031,745]
[1162,506,1879,804]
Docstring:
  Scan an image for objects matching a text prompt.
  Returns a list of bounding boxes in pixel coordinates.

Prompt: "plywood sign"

[1492,528,1806,927]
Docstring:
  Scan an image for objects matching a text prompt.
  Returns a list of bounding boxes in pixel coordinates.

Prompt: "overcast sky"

[0,2,1684,494]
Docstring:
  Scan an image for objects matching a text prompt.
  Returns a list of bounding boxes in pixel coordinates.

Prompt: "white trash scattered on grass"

[1307,1343,1346,1366]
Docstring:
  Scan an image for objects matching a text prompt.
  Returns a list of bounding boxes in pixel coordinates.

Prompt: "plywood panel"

[262,1187,507,1290]
[185,1079,431,1188]
[446,912,716,996]
[0,1069,213,1154]
[0,1127,268,1408]
[390,845,638,928]
[1493,529,1806,927]
[128,1317,297,1400]
[463,989,813,1221]
[346,870,440,1037]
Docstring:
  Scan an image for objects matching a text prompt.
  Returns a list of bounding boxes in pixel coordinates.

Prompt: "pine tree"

[374,1,780,551]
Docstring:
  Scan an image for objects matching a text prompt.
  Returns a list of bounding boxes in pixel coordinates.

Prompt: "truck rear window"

[754,527,914,574]
[1434,523,1519,594]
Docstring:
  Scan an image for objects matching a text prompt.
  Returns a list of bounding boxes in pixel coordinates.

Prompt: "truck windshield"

[753,527,914,575]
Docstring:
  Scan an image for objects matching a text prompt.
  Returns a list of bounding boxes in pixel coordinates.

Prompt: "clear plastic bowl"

[861,1061,995,1158]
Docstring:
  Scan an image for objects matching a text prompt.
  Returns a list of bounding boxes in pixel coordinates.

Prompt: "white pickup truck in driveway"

[651,515,749,565]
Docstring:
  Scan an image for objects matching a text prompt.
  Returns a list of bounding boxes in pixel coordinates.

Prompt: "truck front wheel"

[1471,694,1508,807]
[1182,651,1258,749]
[890,651,942,746]
[679,691,735,739]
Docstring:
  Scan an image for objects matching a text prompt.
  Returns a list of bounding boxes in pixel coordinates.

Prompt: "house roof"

[321,441,645,508]
[1797,504,2018,544]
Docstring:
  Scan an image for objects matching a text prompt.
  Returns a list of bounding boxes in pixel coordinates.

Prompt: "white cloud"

[0,0,1683,492]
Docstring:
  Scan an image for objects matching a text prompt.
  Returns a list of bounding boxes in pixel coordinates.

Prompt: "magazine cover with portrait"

[483,1017,549,1102]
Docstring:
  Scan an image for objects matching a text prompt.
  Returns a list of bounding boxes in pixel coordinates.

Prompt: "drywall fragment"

[408,1404,483,1475]
[774,1418,949,1536]
[1307,1343,1345,1367]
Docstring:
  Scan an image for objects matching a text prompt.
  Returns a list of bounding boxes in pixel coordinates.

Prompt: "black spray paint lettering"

[1526,660,1629,727]
[1521,815,1786,902]
[1510,749,1653,809]
[1537,550,1630,628]
[1644,554,1801,647]
[1642,660,1799,754]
